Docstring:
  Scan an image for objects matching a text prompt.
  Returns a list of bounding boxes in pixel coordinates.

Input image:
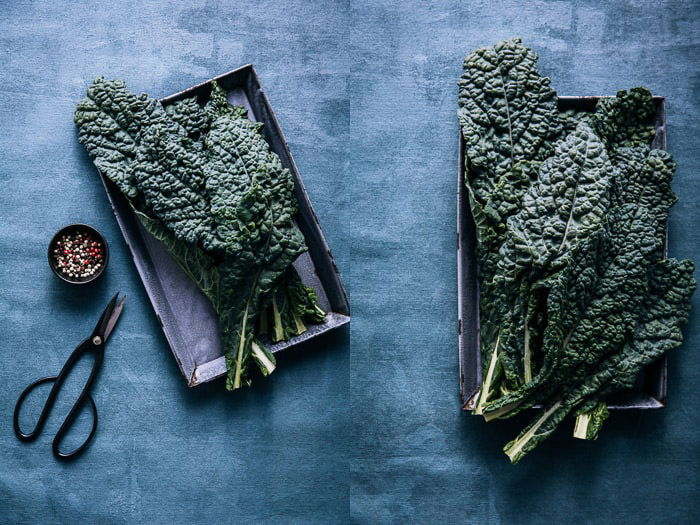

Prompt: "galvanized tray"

[458,96,667,411]
[99,65,350,386]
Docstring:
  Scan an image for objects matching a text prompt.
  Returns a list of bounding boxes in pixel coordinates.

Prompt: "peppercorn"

[53,231,104,279]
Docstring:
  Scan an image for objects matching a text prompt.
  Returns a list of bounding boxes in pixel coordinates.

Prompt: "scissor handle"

[13,337,104,460]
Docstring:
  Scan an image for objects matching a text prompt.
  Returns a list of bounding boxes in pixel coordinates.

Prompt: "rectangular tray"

[99,65,350,386]
[458,96,667,411]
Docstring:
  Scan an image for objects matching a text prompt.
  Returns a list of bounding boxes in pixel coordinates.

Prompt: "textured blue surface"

[0,1,349,523]
[1,1,699,523]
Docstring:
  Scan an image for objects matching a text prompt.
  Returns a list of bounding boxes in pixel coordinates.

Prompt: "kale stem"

[504,401,562,463]
[475,334,500,415]
[232,304,249,389]
[573,413,590,440]
[272,295,284,342]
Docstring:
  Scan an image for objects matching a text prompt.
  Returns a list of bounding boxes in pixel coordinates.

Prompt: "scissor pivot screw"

[92,336,102,345]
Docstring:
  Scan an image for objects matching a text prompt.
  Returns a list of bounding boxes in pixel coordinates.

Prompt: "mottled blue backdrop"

[1,1,698,523]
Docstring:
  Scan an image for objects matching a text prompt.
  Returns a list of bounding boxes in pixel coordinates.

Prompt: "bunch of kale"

[75,79,325,390]
[458,38,695,462]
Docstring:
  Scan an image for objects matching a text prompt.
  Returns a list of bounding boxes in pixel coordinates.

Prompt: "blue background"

[1,1,698,523]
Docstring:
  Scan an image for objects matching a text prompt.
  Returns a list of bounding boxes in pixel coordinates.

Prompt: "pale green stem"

[523,322,532,383]
[272,295,284,341]
[293,311,306,335]
[475,334,500,415]
[505,401,562,462]
[483,399,523,422]
[573,413,591,440]
[251,341,276,376]
[232,305,249,389]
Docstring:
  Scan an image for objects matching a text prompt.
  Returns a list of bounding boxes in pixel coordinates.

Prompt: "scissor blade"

[102,295,126,343]
[91,292,119,337]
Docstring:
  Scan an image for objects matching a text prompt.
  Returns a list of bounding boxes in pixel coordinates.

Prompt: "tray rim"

[458,95,668,412]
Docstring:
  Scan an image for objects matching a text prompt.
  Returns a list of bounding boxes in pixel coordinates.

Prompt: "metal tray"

[458,96,667,411]
[99,65,350,387]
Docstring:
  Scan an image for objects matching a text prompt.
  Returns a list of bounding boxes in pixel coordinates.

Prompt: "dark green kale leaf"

[589,87,657,152]
[457,37,560,316]
[503,258,695,463]
[165,97,210,139]
[458,37,561,207]
[497,122,612,285]
[75,79,324,390]
[483,205,661,420]
[474,122,612,411]
[580,258,695,397]
[610,146,677,240]
[458,38,565,410]
[471,161,541,410]
[558,108,588,136]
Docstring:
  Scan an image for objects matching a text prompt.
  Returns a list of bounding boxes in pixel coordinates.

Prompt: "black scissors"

[13,292,126,460]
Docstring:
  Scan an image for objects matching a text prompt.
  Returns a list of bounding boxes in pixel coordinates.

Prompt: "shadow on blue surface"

[173,324,350,407]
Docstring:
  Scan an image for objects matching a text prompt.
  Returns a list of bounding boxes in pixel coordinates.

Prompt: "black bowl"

[48,224,109,284]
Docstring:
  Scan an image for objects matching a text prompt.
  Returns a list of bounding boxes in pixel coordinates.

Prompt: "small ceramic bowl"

[48,224,109,284]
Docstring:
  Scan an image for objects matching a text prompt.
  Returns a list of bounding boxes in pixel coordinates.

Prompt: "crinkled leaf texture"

[459,39,696,463]
[75,78,324,390]
[484,205,663,420]
[504,257,694,463]
[458,37,561,206]
[458,38,563,411]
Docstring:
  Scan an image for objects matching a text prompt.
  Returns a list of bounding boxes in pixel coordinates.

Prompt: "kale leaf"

[504,258,694,463]
[458,38,564,412]
[483,205,662,421]
[75,79,324,390]
[458,37,561,207]
[459,39,696,462]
